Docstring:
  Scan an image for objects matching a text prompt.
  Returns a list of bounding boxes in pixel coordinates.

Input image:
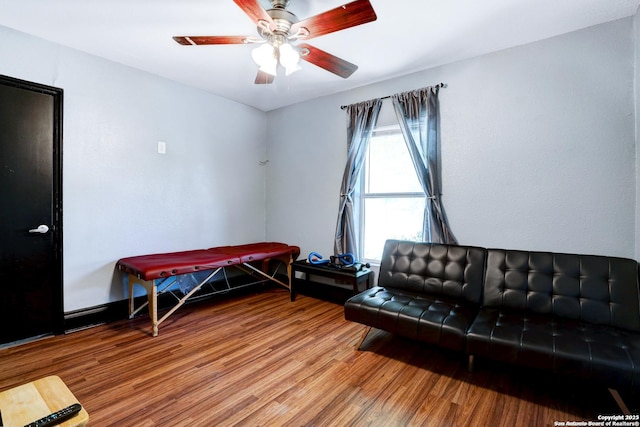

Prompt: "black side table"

[290,260,373,302]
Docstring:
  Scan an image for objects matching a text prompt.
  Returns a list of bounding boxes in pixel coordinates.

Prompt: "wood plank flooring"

[0,288,629,426]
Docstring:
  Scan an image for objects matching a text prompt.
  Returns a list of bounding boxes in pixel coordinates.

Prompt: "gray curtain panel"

[392,86,457,244]
[334,98,383,259]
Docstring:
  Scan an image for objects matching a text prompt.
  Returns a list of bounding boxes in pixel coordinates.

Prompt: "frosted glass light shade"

[279,43,301,76]
[251,44,277,76]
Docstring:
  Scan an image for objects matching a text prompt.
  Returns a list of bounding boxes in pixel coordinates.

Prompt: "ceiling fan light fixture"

[279,42,301,75]
[173,0,378,84]
[251,43,278,76]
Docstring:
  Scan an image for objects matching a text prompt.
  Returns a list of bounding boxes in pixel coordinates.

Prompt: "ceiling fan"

[173,0,377,84]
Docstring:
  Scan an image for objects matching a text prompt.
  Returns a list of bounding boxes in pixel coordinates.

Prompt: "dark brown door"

[0,75,63,345]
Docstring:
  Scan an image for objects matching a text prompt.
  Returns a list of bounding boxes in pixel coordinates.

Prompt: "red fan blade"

[291,0,377,40]
[233,0,274,28]
[173,36,252,45]
[298,43,358,78]
[255,70,275,85]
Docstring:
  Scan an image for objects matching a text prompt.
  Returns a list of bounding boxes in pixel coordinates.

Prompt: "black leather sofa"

[344,239,640,396]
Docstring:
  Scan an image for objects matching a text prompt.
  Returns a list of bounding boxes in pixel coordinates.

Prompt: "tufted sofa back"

[483,249,640,332]
[378,240,487,305]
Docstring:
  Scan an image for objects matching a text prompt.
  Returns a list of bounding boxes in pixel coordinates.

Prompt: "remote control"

[23,403,82,427]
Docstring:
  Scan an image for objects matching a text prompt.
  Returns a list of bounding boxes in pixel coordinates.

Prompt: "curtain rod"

[340,82,447,110]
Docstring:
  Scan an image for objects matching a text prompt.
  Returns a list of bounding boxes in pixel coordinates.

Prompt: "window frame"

[357,124,426,264]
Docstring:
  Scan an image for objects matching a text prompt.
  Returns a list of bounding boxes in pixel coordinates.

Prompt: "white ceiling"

[0,0,638,111]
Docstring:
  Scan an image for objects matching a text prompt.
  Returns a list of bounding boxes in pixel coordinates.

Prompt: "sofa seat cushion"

[466,308,640,391]
[344,286,480,351]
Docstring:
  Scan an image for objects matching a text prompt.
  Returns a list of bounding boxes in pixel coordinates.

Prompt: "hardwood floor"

[0,288,629,426]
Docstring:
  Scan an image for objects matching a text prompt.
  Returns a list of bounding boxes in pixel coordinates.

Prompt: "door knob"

[29,224,50,234]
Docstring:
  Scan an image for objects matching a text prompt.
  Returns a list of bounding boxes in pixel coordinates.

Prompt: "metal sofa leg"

[355,326,372,350]
[608,388,631,415]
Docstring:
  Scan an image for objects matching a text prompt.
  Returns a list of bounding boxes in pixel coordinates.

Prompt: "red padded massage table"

[117,242,300,336]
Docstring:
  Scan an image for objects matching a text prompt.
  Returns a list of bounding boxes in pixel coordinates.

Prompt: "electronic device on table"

[307,252,370,272]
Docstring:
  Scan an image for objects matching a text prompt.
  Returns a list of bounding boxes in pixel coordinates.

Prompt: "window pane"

[366,132,423,193]
[363,197,424,260]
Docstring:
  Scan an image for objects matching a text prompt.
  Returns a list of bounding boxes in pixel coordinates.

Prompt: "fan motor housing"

[265,8,298,35]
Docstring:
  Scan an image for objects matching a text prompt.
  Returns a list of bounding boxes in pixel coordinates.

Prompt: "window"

[359,125,426,262]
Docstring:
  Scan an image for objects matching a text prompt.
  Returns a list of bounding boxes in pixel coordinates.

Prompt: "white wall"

[0,25,268,311]
[266,17,637,261]
[635,6,640,259]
